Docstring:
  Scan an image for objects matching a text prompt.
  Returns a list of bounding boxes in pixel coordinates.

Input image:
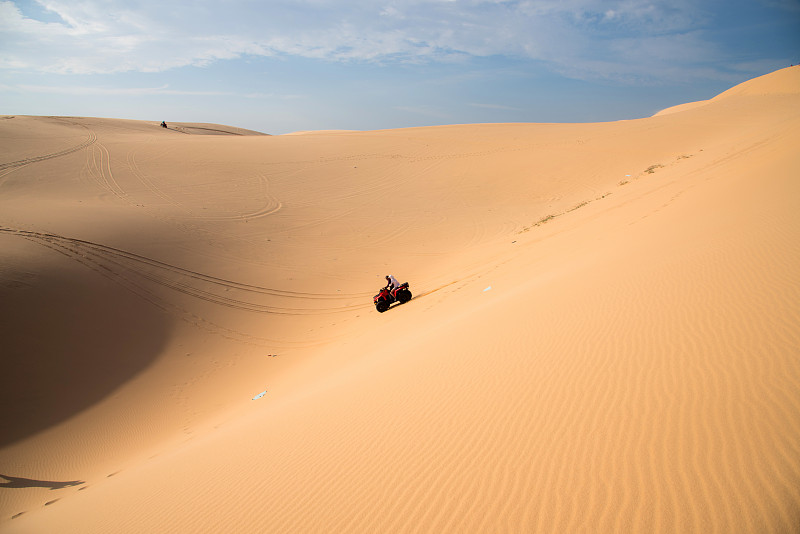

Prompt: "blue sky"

[1,0,798,134]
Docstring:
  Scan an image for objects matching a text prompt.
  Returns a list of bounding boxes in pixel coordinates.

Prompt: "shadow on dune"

[0,255,171,448]
[0,474,84,490]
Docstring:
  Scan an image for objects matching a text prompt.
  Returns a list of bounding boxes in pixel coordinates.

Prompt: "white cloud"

[0,0,767,82]
[4,82,227,96]
[393,104,453,119]
[1,81,298,98]
[469,102,522,111]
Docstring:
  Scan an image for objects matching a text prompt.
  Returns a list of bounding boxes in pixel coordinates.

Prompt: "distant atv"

[374,282,412,313]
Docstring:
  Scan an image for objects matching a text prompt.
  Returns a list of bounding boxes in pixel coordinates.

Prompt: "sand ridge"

[1,67,799,532]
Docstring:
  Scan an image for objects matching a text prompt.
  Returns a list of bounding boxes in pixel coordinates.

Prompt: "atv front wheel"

[376,301,389,313]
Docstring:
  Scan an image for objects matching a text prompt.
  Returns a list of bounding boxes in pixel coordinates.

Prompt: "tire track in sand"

[1,227,373,344]
[125,148,283,221]
[0,127,97,171]
[86,140,127,200]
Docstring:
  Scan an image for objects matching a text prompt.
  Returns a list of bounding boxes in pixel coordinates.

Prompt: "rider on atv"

[375,275,412,312]
[384,274,401,292]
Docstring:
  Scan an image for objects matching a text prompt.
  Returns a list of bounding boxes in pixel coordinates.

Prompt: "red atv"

[374,282,412,313]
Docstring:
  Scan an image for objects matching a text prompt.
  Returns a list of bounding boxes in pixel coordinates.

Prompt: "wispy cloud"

[393,105,453,120]
[0,0,790,82]
[469,102,522,111]
[1,82,294,98]
[760,0,800,12]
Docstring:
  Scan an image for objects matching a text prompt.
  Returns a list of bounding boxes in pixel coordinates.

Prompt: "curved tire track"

[0,227,371,316]
[0,129,97,171]
[126,148,282,222]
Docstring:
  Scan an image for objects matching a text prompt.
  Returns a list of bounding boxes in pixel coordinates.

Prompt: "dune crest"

[1,68,799,532]
[654,65,800,116]
[711,64,800,98]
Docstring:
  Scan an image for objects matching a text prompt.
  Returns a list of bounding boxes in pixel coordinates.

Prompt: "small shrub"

[536,214,556,226]
[644,164,664,174]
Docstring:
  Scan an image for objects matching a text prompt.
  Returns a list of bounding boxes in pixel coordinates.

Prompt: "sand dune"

[1,67,799,533]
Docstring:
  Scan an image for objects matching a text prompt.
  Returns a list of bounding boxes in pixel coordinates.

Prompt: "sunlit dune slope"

[1,66,798,533]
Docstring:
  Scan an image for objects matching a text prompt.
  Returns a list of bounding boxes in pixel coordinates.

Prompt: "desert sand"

[1,67,799,533]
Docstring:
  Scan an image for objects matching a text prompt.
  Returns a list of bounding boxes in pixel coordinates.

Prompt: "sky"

[1,0,799,134]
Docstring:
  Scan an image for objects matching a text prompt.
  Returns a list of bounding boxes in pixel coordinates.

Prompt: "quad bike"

[374,282,412,313]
